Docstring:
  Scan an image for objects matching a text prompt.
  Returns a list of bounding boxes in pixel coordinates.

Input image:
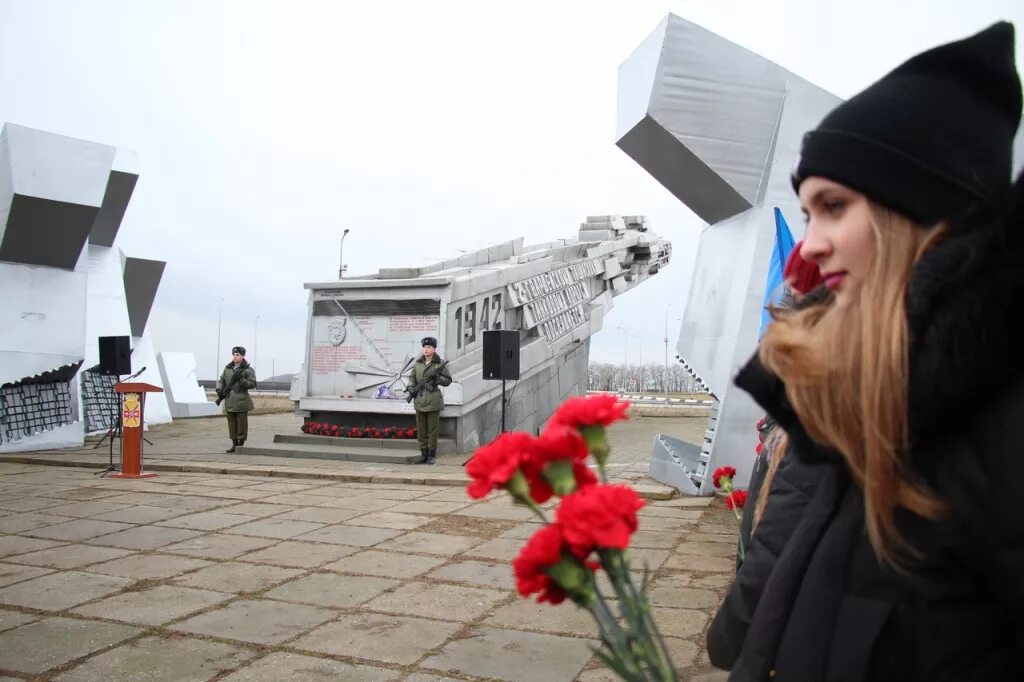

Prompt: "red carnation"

[755,442,763,456]
[725,490,749,511]
[466,432,535,500]
[548,394,630,430]
[712,466,737,489]
[523,427,598,497]
[513,523,597,605]
[556,484,645,550]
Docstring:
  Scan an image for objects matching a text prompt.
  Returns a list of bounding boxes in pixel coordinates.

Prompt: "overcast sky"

[2,0,1022,379]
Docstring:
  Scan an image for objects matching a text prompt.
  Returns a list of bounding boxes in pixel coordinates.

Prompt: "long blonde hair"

[757,204,944,564]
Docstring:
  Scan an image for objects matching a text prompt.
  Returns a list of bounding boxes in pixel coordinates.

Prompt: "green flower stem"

[590,583,646,681]
[599,548,678,682]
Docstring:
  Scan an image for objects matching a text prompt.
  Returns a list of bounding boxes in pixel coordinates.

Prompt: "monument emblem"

[327,317,348,346]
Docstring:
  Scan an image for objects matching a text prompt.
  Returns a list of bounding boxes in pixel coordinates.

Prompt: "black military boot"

[416,448,429,464]
[236,438,245,451]
[226,440,236,453]
[427,449,436,465]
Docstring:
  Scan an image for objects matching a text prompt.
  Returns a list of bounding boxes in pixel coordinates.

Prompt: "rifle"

[215,367,247,406]
[406,360,449,403]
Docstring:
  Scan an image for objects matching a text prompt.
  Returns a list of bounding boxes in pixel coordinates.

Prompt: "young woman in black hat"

[408,336,452,464]
[708,22,1024,680]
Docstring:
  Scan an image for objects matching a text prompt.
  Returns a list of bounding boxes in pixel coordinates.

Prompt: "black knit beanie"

[792,22,1022,225]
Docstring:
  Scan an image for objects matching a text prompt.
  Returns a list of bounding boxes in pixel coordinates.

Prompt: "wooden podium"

[109,382,164,479]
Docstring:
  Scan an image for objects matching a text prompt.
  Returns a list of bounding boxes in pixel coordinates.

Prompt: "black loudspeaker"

[98,336,131,376]
[482,330,520,380]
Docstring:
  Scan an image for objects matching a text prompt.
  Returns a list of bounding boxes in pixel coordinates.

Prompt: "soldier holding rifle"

[216,346,257,453]
[407,337,452,465]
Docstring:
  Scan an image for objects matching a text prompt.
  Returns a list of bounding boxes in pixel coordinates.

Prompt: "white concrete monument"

[0,122,193,452]
[287,217,671,455]
[616,15,842,490]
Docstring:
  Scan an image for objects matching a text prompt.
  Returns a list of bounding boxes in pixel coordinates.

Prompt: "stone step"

[274,434,456,454]
[236,443,421,464]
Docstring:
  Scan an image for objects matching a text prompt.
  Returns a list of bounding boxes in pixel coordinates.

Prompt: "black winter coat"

[707,173,1024,681]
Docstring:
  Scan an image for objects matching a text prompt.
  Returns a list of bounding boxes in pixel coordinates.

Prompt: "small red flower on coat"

[712,466,737,489]
[556,484,645,550]
[725,490,749,510]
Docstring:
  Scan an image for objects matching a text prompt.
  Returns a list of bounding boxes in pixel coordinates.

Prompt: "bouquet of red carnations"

[465,394,678,681]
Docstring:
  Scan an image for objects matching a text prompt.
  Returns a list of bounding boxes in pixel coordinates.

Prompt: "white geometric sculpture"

[157,352,219,418]
[0,122,179,451]
[617,15,841,489]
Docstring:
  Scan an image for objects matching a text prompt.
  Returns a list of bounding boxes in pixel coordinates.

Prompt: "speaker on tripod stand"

[482,330,520,433]
[93,336,132,471]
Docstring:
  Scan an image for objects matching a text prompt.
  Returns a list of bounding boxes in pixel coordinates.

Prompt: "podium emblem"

[122,393,141,428]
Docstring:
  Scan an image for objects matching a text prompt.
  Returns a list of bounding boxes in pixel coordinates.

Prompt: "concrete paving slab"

[54,634,256,682]
[268,506,364,524]
[0,570,131,610]
[630,530,684,550]
[314,496,401,512]
[386,500,471,515]
[159,533,277,560]
[0,497,67,512]
[646,583,720,609]
[346,511,433,530]
[86,525,204,550]
[171,561,304,593]
[294,524,401,547]
[663,553,735,572]
[673,540,736,557]
[26,518,136,542]
[5,543,135,569]
[421,627,596,682]
[451,503,535,521]
[156,510,254,531]
[219,502,300,517]
[0,534,64,557]
[264,573,398,608]
[84,553,214,580]
[464,538,525,561]
[44,500,135,518]
[650,607,708,638]
[0,562,55,587]
[484,598,600,637]
[364,581,507,622]
[0,616,141,675]
[172,599,335,644]
[222,517,327,539]
[323,550,446,579]
[236,540,360,568]
[376,531,483,556]
[0,512,71,533]
[291,613,462,666]
[220,651,400,681]
[426,560,513,590]
[72,584,231,625]
[89,504,191,524]
[0,608,38,633]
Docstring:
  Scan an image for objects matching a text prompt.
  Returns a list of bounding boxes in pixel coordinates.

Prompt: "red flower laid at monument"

[711,465,736,489]
[300,422,416,439]
[466,394,679,681]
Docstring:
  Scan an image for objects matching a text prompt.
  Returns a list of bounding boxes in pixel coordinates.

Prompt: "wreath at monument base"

[301,422,417,439]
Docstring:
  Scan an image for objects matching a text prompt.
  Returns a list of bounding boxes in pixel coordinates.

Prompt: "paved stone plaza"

[0,414,733,681]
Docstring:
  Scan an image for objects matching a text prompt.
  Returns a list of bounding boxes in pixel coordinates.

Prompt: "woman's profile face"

[798,177,876,308]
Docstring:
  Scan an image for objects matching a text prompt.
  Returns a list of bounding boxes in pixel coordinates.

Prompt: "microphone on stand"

[125,366,147,381]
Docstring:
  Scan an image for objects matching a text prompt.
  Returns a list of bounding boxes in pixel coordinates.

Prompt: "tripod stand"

[93,370,152,476]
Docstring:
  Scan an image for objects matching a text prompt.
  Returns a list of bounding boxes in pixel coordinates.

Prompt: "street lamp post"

[253,314,260,377]
[215,298,224,380]
[633,334,643,393]
[616,326,628,391]
[339,229,350,279]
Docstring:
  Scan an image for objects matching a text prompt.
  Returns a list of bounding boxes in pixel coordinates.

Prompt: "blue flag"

[759,208,796,338]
